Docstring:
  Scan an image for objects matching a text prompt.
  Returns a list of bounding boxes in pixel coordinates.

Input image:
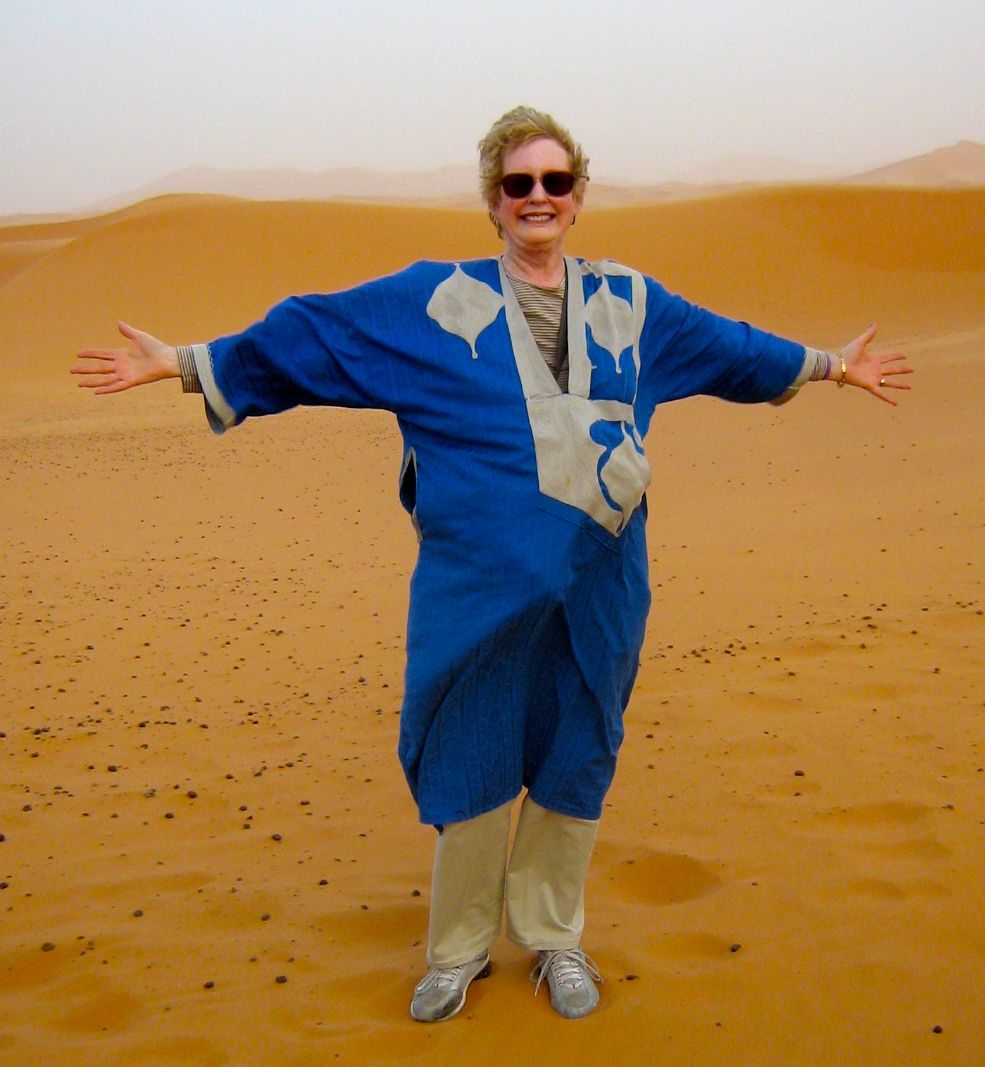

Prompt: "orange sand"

[1,186,984,1066]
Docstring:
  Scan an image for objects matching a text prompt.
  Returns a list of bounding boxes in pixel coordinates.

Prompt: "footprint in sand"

[312,899,426,954]
[591,842,723,905]
[812,800,952,899]
[814,800,952,860]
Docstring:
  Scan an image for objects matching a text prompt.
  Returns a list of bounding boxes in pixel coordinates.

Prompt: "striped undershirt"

[506,272,569,391]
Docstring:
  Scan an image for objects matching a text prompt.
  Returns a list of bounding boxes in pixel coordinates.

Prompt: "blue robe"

[192,256,805,825]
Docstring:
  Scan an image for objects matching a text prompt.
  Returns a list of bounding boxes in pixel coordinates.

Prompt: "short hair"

[478,105,589,229]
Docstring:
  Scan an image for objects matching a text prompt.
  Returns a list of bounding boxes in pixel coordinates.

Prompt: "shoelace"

[530,949,602,996]
[418,956,485,992]
[422,963,468,991]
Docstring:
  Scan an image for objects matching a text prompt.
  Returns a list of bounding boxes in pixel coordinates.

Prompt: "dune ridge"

[2,186,983,1065]
[6,139,980,221]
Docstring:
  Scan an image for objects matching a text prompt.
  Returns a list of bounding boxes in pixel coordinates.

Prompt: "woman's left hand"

[835,325,913,405]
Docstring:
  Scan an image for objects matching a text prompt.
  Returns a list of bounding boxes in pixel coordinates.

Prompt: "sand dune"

[2,186,983,1065]
[847,140,985,186]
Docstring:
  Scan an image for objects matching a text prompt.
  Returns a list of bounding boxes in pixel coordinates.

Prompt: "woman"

[73,106,911,1023]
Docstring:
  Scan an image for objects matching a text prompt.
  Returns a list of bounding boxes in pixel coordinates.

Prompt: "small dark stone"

[107,765,118,773]
[187,790,198,799]
[275,975,288,984]
[261,913,271,921]
[794,769,805,777]
[933,1025,943,1034]
[204,980,215,990]
[132,909,144,918]
[271,833,282,842]
[411,889,421,897]
[41,942,55,952]
[730,943,742,953]
[625,973,639,981]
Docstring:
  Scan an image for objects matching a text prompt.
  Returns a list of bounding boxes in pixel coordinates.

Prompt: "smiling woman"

[492,138,581,286]
[479,105,589,253]
[71,103,911,1028]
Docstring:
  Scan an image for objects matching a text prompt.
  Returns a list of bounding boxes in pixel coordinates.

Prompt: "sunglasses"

[500,170,580,199]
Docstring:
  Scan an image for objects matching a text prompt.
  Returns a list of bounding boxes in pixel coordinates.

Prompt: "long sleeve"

[186,263,451,434]
[634,278,806,435]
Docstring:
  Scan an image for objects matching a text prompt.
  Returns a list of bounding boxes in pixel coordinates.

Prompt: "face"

[491,137,579,256]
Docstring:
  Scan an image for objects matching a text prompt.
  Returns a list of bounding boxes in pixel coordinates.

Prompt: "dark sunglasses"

[500,170,580,199]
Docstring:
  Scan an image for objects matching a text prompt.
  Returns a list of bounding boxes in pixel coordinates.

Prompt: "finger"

[74,349,117,362]
[847,324,878,355]
[76,374,117,390]
[875,373,910,396]
[71,364,117,376]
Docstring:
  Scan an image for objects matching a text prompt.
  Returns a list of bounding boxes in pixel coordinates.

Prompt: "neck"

[502,246,566,288]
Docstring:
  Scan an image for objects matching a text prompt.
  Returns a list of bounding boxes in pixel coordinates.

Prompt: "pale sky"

[2,0,984,215]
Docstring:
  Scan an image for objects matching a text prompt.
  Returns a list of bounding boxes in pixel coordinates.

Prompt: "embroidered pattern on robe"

[190,256,806,825]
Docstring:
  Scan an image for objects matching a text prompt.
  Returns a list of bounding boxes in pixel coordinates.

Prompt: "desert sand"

[2,182,983,1066]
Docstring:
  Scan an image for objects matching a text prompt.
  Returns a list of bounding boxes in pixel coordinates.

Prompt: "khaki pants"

[426,795,599,967]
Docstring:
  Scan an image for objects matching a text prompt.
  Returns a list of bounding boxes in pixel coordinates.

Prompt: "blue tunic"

[193,256,804,825]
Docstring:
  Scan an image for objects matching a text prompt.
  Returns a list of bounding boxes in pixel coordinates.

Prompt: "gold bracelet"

[836,352,848,388]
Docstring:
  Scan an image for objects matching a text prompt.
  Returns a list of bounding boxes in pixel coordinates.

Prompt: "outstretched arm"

[71,322,180,394]
[826,324,912,405]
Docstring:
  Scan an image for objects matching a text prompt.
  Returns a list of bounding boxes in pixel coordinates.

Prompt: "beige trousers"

[426,794,599,967]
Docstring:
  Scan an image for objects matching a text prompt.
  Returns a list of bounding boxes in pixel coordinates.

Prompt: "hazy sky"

[2,0,984,215]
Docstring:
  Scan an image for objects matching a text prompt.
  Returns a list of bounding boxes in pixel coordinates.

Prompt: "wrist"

[825,350,848,387]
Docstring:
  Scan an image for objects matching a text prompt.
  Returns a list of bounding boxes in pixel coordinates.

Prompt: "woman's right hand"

[72,322,180,394]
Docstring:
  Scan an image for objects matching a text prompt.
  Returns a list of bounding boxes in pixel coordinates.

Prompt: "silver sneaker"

[531,948,602,1019]
[410,952,491,1022]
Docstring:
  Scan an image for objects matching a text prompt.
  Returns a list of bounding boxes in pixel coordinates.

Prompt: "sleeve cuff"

[176,345,202,393]
[769,346,828,406]
[187,343,238,434]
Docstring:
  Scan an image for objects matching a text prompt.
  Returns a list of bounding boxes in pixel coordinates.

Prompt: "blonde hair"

[478,106,589,234]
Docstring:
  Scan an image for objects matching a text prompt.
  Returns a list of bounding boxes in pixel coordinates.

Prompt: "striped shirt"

[506,272,568,391]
